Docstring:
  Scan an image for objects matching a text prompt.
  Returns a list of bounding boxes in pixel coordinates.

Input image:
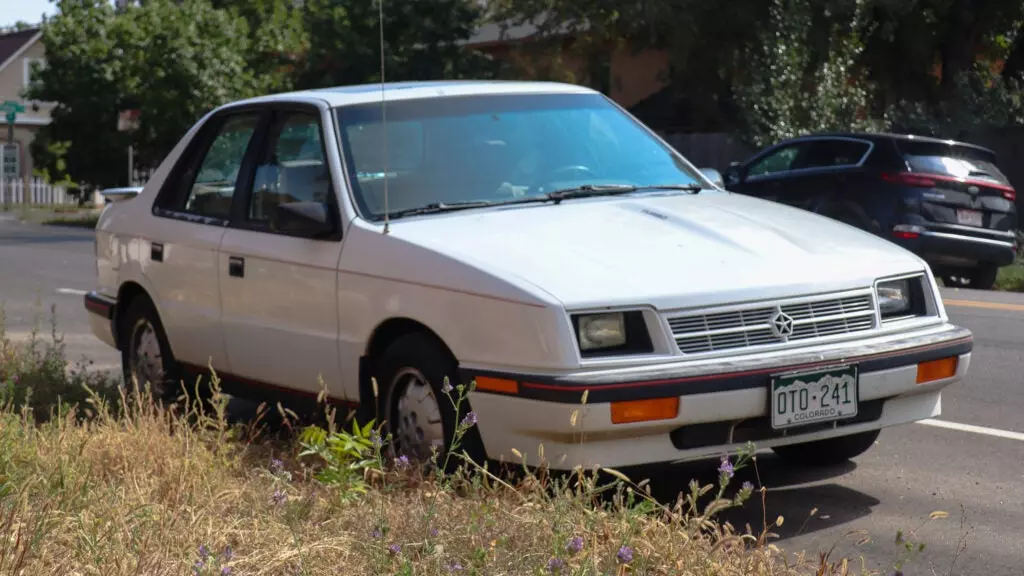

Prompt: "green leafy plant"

[297,417,381,502]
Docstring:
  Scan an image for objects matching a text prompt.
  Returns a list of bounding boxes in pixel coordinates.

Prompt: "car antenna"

[378,0,391,235]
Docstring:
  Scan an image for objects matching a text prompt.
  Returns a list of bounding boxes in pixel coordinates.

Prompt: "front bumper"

[461,322,972,470]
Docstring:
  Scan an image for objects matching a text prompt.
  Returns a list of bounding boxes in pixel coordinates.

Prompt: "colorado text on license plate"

[770,365,859,430]
[957,208,983,227]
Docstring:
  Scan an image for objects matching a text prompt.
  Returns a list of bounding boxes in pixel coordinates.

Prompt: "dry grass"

[0,309,889,576]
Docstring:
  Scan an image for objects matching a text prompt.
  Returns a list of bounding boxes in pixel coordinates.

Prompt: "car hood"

[385,191,928,310]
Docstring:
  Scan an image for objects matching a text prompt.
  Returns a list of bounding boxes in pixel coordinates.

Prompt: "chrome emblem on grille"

[769,307,795,341]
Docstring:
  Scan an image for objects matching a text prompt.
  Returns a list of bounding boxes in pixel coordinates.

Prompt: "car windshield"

[333,92,706,220]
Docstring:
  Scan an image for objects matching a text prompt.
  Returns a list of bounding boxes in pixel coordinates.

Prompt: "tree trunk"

[938,0,979,98]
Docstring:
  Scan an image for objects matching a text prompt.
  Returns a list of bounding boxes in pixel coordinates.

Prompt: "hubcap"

[389,368,445,461]
[130,320,167,397]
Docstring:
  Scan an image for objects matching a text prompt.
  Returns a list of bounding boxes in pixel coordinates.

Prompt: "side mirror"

[272,201,335,238]
[723,164,742,186]
[699,167,724,188]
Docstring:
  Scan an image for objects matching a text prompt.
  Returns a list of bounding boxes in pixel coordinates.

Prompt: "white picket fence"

[0,177,72,206]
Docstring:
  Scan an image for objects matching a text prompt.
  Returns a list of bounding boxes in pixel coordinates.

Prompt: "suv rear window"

[895,140,1010,186]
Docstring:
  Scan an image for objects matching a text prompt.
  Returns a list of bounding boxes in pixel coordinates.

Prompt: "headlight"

[577,313,627,350]
[876,275,930,321]
[877,279,912,318]
[572,311,654,356]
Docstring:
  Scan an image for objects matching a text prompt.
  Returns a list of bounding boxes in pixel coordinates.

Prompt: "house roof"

[0,27,41,73]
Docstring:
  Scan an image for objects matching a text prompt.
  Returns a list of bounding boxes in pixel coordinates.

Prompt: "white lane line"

[918,418,1024,442]
[56,288,88,296]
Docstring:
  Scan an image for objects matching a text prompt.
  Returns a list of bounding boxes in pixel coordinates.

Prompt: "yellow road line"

[943,299,1024,312]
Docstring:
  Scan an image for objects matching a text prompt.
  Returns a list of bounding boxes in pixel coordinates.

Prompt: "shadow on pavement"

[621,453,879,542]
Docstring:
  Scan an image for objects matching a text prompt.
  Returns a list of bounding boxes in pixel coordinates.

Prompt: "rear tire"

[119,296,191,403]
[966,265,999,290]
[771,429,880,467]
[374,333,487,472]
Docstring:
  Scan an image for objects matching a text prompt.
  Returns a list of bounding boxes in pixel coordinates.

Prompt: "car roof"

[227,80,599,108]
[785,131,997,155]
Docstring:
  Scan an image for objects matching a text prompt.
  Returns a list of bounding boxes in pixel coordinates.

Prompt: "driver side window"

[747,144,805,178]
[247,111,333,224]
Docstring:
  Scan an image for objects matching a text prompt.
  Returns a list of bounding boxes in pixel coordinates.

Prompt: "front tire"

[119,296,186,403]
[374,333,486,471]
[771,429,880,467]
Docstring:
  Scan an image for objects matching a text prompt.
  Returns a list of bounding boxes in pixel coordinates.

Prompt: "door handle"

[228,256,245,278]
[151,242,164,262]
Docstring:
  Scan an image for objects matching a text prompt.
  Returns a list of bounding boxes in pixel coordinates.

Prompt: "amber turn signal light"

[610,397,679,424]
[473,376,519,395]
[916,357,957,384]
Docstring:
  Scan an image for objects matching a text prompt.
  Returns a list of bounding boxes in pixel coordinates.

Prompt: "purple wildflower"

[617,545,633,564]
[199,544,210,560]
[272,489,288,505]
[547,557,565,573]
[388,543,401,555]
[395,455,410,469]
[565,536,583,554]
[221,567,233,576]
[221,545,233,561]
[430,527,439,537]
[371,528,382,538]
[718,455,735,479]
[370,430,382,448]
[742,481,754,492]
[270,458,284,472]
[442,380,454,394]
[460,411,477,428]
[445,559,464,572]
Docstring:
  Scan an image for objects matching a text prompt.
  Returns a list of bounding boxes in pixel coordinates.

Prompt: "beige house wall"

[0,35,52,179]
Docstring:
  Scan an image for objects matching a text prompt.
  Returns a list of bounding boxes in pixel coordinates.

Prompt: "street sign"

[118,109,140,132]
[0,100,25,115]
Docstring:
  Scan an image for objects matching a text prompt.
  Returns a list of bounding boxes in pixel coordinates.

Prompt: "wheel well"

[359,318,456,410]
[114,281,151,350]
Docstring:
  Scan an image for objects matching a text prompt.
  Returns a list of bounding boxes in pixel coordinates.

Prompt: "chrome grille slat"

[667,294,878,356]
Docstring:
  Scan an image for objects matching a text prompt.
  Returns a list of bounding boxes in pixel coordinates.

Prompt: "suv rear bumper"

[892,226,1017,268]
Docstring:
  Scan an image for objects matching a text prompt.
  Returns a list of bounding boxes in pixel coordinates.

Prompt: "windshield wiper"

[545,183,703,204]
[385,200,496,219]
[382,183,705,219]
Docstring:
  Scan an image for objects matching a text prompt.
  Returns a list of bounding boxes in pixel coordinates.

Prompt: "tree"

[25,0,128,188]
[295,0,498,89]
[210,0,309,93]
[27,0,260,188]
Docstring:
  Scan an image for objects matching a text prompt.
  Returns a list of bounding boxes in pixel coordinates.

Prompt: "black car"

[723,132,1019,289]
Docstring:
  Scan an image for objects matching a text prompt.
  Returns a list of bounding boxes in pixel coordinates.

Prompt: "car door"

[147,108,267,371]
[217,103,347,397]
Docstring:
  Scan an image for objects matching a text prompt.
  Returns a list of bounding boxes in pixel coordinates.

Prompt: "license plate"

[770,365,858,430]
[956,208,983,227]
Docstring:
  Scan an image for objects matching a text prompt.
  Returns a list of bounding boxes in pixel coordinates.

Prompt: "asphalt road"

[2,217,1023,575]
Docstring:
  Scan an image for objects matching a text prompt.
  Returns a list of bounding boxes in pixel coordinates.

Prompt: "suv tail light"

[882,172,937,188]
[882,171,1016,201]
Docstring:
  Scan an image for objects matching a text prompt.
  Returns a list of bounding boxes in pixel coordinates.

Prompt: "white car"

[85,80,973,471]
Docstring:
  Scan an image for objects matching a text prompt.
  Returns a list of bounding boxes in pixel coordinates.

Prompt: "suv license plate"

[957,208,983,227]
[770,365,859,430]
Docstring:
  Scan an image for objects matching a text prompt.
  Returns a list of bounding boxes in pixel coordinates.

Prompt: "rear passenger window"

[181,113,262,219]
[248,111,332,222]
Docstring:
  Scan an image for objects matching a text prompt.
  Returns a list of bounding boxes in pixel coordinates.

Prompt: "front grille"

[667,293,877,355]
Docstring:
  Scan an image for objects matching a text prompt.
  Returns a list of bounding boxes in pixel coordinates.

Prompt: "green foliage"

[732,0,883,148]
[297,417,381,502]
[296,0,497,88]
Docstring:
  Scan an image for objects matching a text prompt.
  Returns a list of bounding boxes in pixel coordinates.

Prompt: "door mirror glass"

[699,167,724,188]
[272,201,334,238]
[723,165,742,186]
